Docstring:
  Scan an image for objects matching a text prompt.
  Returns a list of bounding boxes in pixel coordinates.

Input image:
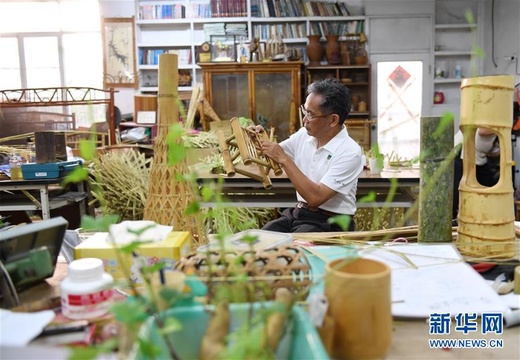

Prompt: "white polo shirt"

[280,126,363,215]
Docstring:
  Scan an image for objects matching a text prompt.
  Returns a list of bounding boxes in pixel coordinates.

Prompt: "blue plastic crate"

[21,160,82,180]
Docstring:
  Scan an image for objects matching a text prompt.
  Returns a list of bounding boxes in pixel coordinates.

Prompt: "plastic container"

[135,303,329,360]
[9,155,23,180]
[61,258,114,320]
[198,229,292,253]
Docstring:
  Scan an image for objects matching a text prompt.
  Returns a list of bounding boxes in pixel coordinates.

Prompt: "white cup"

[369,158,382,175]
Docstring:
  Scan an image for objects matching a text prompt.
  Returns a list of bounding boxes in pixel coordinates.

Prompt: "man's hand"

[260,140,289,166]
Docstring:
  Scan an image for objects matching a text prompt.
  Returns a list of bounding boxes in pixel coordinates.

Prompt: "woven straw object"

[177,245,313,301]
[143,53,206,248]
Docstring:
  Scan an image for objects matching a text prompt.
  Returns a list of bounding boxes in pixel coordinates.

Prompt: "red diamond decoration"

[389,65,411,88]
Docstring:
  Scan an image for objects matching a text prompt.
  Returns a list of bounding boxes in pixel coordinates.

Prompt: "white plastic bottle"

[61,258,114,320]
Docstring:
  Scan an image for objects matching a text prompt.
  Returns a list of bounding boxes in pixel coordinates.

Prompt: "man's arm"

[259,140,336,207]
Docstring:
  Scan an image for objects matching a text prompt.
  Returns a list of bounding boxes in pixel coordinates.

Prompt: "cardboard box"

[74,231,191,282]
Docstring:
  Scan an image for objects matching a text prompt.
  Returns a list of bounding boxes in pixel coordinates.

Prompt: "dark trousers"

[262,207,355,233]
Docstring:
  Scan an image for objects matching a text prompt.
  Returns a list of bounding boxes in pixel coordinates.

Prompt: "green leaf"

[158,316,182,334]
[61,166,90,186]
[110,299,149,324]
[119,241,151,254]
[141,262,165,275]
[126,224,157,237]
[68,339,119,360]
[432,113,454,139]
[357,191,377,204]
[80,214,119,232]
[79,137,97,160]
[328,214,352,231]
[185,201,200,215]
[239,234,259,245]
[137,336,161,359]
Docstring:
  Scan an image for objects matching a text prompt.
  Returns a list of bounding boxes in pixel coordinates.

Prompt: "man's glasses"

[300,105,331,121]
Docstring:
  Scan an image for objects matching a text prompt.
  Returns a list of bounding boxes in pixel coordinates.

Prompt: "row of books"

[252,23,306,41]
[139,49,192,65]
[138,4,186,20]
[210,0,248,18]
[251,0,352,18]
[138,0,353,20]
[310,20,364,37]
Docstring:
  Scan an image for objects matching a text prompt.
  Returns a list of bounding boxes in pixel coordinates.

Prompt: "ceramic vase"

[354,47,368,65]
[306,35,323,66]
[325,258,392,359]
[325,35,341,65]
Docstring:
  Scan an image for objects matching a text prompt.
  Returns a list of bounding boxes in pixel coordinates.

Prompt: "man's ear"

[329,114,341,127]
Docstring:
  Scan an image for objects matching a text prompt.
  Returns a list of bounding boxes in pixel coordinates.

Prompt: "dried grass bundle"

[183,131,219,148]
[203,207,276,234]
[90,150,152,220]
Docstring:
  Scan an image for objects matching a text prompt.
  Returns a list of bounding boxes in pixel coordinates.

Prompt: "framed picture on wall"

[102,17,137,88]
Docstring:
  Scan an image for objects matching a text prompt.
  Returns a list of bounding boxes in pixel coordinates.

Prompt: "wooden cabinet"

[305,64,371,150]
[199,62,303,142]
[306,65,371,118]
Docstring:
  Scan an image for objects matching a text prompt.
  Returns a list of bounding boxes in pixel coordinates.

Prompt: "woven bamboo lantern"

[143,53,206,247]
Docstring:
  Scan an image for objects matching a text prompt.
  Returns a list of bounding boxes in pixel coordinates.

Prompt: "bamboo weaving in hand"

[217,117,283,189]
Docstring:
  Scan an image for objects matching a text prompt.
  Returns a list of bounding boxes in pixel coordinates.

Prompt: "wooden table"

[0,178,87,220]
[7,257,519,359]
[196,166,420,210]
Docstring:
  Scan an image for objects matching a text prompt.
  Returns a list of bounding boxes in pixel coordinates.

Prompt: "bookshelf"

[135,0,366,94]
[432,0,481,113]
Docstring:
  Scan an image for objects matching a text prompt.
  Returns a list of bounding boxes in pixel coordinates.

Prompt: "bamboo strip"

[230,117,252,165]
[235,167,273,189]
[185,83,200,129]
[289,100,296,134]
[217,130,235,177]
[262,127,283,176]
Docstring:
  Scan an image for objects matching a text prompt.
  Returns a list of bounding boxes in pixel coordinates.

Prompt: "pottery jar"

[306,35,324,66]
[325,35,341,65]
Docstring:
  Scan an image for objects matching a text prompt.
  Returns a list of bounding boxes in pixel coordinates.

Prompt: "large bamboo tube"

[457,75,515,259]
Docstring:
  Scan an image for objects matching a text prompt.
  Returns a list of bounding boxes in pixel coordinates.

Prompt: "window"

[376,61,424,161]
[0,0,104,127]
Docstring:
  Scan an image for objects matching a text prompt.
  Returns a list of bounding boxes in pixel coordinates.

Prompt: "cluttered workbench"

[1,234,519,360]
[0,177,87,221]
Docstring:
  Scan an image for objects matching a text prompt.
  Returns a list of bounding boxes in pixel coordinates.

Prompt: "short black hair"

[307,78,352,124]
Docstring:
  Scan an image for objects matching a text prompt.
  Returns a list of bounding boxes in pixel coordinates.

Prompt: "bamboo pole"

[217,130,235,177]
[230,117,252,165]
[143,53,207,247]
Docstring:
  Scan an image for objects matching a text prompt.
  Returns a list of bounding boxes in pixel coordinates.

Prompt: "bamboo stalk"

[230,117,252,165]
[217,130,235,177]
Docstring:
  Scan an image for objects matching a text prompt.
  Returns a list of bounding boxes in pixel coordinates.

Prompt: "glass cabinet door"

[210,73,249,121]
[254,72,293,141]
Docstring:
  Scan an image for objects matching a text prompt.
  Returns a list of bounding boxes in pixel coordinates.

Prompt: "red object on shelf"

[434,91,445,104]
